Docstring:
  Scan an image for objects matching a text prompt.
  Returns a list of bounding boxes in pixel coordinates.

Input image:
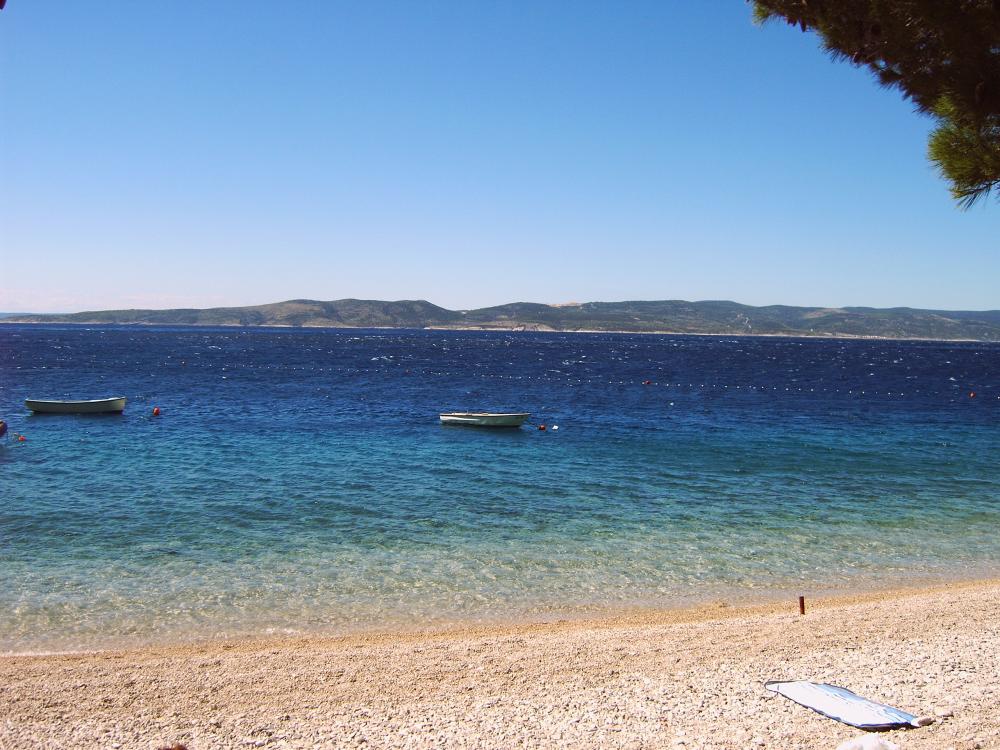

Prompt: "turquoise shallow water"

[1,326,998,651]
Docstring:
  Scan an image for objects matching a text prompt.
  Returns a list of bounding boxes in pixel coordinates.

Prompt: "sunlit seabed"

[1,326,998,651]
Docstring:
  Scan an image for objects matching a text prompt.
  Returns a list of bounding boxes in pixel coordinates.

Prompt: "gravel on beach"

[2,581,998,750]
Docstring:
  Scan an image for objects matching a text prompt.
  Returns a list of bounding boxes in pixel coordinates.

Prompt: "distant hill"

[4,298,1000,341]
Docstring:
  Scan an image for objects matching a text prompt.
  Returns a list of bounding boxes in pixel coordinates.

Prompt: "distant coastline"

[5,320,986,344]
[3,297,1000,341]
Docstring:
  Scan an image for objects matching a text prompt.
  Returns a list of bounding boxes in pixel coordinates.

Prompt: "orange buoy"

[538,424,547,431]
[152,406,161,416]
[17,435,26,442]
[970,392,976,398]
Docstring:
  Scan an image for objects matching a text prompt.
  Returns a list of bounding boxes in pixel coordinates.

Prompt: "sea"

[1,325,998,653]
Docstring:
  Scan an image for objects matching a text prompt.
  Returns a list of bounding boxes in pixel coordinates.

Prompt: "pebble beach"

[2,580,998,750]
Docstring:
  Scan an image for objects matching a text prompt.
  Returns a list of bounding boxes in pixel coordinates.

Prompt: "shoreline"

[5,572,999,658]
[4,578,999,748]
[0,319,995,343]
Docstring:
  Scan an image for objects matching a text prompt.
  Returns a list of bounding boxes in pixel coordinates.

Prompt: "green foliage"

[929,98,1000,206]
[752,1,1000,206]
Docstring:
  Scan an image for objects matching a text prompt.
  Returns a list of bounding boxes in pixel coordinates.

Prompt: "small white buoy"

[551,425,558,431]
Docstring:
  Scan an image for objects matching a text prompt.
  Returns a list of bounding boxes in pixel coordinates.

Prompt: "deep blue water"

[1,325,998,651]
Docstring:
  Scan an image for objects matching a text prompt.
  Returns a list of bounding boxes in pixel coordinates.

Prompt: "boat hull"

[439,412,529,427]
[25,397,127,414]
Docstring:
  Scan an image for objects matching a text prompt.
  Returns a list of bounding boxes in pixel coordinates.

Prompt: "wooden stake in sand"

[798,596,806,615]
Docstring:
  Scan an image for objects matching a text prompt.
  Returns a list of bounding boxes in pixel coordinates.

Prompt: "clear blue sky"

[1,1,997,313]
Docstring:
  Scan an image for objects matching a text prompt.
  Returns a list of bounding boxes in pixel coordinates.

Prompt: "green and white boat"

[25,397,127,414]
[439,412,529,427]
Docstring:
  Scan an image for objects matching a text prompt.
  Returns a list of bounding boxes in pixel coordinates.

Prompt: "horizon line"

[5,296,1000,316]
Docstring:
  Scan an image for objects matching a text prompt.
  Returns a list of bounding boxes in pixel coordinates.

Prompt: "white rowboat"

[26,397,127,414]
[439,412,530,427]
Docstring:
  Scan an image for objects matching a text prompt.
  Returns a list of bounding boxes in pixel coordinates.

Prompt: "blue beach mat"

[765,681,922,730]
